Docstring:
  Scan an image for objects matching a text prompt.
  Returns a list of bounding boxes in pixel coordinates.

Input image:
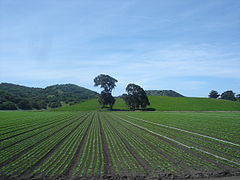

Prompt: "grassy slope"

[56,96,240,111]
[56,98,128,111]
[56,98,100,111]
[148,96,240,111]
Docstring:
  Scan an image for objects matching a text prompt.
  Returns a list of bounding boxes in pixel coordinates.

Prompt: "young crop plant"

[73,113,104,177]
[109,113,222,171]
[114,113,240,164]
[112,113,240,171]
[1,111,240,179]
[0,113,77,149]
[0,112,75,140]
[0,113,85,164]
[100,113,145,174]
[0,114,88,176]
[33,114,92,177]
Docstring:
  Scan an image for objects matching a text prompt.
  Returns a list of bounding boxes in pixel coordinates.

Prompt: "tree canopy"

[94,74,118,93]
[208,90,220,99]
[98,92,115,109]
[0,83,98,110]
[236,94,240,102]
[94,74,118,109]
[123,83,150,110]
[221,90,236,101]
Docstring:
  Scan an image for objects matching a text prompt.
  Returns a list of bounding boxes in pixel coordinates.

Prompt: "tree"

[38,100,47,109]
[48,101,62,108]
[98,92,115,109]
[17,99,32,110]
[221,90,236,101]
[94,74,118,109]
[123,83,150,110]
[236,94,240,102]
[94,74,118,93]
[208,90,220,98]
[31,101,41,110]
[0,101,17,110]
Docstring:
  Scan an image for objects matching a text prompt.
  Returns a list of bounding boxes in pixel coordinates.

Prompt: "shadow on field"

[109,108,156,111]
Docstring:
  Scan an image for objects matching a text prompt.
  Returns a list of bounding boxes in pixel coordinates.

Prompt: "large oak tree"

[94,74,118,109]
[123,83,150,110]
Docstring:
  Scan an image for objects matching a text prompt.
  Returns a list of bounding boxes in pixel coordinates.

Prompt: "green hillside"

[147,96,240,111]
[0,83,98,110]
[56,98,127,111]
[56,96,240,111]
[56,98,100,111]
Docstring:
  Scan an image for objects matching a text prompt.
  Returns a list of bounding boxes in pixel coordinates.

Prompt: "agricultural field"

[0,111,240,179]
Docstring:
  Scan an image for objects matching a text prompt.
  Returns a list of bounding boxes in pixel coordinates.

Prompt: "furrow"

[20,113,90,178]
[123,114,240,147]
[112,114,240,167]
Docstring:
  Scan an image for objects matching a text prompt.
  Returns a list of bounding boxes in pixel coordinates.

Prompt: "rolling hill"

[0,83,98,110]
[146,90,184,97]
[147,96,240,111]
[56,98,101,111]
[56,96,240,111]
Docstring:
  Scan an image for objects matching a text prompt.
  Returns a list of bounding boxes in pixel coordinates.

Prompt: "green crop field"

[0,111,240,179]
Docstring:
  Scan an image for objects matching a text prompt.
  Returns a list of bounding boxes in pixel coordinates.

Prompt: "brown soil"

[98,113,113,175]
[106,118,150,174]
[1,169,240,180]
[62,114,94,178]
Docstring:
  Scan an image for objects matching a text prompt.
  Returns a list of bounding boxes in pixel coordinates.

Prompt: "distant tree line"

[0,83,98,110]
[94,74,150,110]
[208,90,240,101]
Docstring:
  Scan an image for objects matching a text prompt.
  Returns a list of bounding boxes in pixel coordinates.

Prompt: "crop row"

[111,113,240,169]
[107,113,218,172]
[0,112,71,134]
[0,113,82,149]
[124,114,240,163]
[1,113,89,176]
[33,113,93,178]
[0,112,78,140]
[117,112,240,144]
[100,113,143,174]
[0,113,87,165]
[73,112,104,177]
[1,111,239,179]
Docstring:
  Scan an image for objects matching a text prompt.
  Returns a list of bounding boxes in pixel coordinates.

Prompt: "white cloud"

[1,43,239,93]
[1,0,240,97]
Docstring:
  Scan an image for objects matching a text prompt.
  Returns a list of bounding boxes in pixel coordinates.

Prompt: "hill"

[44,84,98,103]
[56,98,100,111]
[147,96,240,111]
[56,96,240,111]
[0,83,98,110]
[56,98,128,111]
[145,90,184,97]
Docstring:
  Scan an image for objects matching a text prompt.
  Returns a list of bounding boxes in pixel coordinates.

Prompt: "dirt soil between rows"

[1,169,240,180]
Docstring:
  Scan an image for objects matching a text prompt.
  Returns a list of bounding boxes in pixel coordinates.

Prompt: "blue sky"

[0,0,240,97]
